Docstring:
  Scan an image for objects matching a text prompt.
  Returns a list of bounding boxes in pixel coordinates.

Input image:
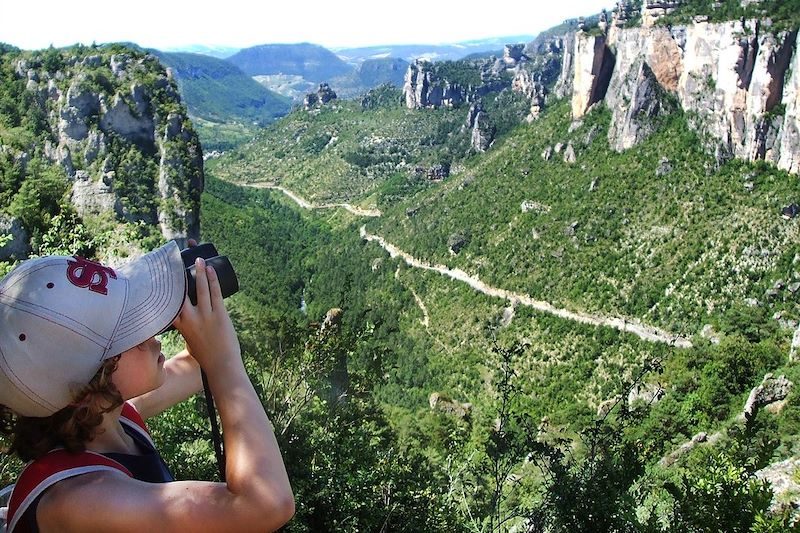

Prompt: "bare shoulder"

[36,471,267,533]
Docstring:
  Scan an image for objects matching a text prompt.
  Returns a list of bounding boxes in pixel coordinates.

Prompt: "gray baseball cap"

[0,241,186,417]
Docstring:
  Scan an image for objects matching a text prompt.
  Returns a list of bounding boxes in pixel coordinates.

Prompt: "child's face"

[112,336,167,400]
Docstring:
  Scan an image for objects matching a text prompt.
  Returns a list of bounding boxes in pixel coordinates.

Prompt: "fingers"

[194,258,212,312]
[172,256,226,337]
[188,238,198,247]
[206,262,225,307]
[193,258,225,311]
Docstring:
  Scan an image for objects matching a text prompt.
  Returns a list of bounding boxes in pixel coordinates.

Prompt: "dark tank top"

[22,421,173,532]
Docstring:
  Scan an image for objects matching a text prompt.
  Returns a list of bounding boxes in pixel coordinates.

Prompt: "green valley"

[2,2,800,530]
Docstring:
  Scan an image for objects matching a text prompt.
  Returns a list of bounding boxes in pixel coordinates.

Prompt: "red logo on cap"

[66,257,117,295]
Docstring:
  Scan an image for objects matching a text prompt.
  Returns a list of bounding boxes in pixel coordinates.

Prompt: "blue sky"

[1,0,614,51]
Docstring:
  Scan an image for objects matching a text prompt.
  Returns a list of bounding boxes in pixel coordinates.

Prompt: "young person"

[0,241,294,532]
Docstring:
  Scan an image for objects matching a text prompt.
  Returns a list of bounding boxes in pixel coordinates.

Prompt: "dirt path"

[245,182,692,348]
[245,182,382,217]
[361,227,692,348]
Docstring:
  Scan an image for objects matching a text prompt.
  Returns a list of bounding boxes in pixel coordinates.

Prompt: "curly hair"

[0,356,124,462]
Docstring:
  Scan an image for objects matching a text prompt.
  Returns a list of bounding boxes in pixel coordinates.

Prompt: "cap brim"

[106,241,186,357]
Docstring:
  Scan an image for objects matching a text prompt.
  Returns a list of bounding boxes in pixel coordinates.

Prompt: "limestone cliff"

[566,10,800,173]
[570,34,615,119]
[402,59,509,110]
[403,60,468,109]
[6,46,202,249]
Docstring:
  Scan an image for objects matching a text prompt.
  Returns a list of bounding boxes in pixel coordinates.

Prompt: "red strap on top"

[120,402,149,435]
[5,401,146,533]
[7,450,132,532]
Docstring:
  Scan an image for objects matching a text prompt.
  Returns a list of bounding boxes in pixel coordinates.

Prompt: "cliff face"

[402,59,509,110]
[9,48,202,247]
[567,17,800,173]
[780,31,800,174]
[403,60,469,109]
[571,34,615,119]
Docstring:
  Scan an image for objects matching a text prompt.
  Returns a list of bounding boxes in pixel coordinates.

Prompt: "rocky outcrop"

[627,382,665,406]
[642,0,684,27]
[659,431,724,467]
[565,13,800,173]
[0,215,30,260]
[158,112,203,242]
[606,57,675,151]
[465,101,483,130]
[429,392,472,420]
[99,89,154,146]
[676,21,797,168]
[611,1,639,30]
[571,34,615,119]
[471,111,495,152]
[743,374,793,419]
[414,163,450,180]
[320,307,343,334]
[16,50,202,246]
[315,308,349,405]
[447,232,469,255]
[512,69,547,121]
[403,60,468,109]
[59,81,100,141]
[304,83,338,109]
[791,324,800,362]
[553,33,577,99]
[660,373,793,467]
[403,59,512,111]
[71,169,119,216]
[503,44,527,66]
[755,457,800,518]
[778,31,800,174]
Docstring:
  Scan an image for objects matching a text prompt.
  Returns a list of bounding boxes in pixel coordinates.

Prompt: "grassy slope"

[368,102,800,337]
[204,80,800,488]
[205,85,800,397]
[155,51,291,125]
[206,96,469,203]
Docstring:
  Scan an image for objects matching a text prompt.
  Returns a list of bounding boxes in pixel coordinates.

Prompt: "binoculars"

[181,242,239,305]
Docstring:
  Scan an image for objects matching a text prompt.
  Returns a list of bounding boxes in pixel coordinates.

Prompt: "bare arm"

[129,349,203,419]
[38,472,293,533]
[38,258,294,532]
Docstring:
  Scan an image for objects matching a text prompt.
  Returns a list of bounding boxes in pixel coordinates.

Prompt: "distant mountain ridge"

[164,35,537,64]
[333,35,536,63]
[330,57,409,99]
[227,43,353,82]
[164,37,536,106]
[162,44,241,59]
[152,50,291,126]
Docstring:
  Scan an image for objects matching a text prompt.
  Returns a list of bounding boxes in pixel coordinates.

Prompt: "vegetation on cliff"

[0,43,202,263]
[2,9,800,530]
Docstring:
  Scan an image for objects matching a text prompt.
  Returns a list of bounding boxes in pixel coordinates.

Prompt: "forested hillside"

[2,1,800,530]
[200,3,800,529]
[0,42,201,264]
[153,50,291,151]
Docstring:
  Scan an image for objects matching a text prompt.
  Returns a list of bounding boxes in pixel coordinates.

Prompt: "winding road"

[247,181,693,348]
[246,183,382,217]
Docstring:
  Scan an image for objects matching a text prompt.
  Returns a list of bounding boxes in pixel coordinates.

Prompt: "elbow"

[262,489,295,531]
[279,493,296,526]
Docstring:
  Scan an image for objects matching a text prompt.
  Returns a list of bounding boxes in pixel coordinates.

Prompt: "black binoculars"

[180,242,239,305]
